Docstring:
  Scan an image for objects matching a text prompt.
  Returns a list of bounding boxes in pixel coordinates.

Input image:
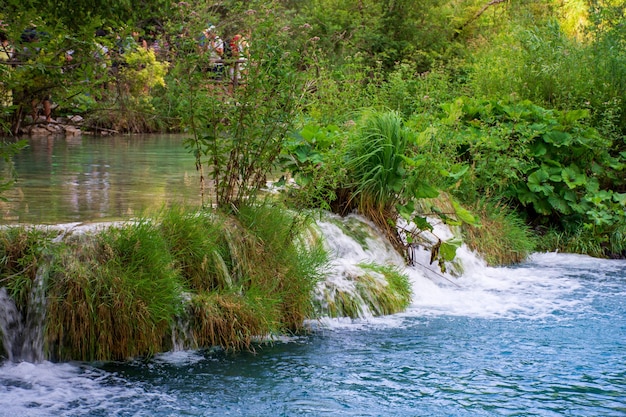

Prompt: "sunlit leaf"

[452,200,478,225]
[440,238,462,262]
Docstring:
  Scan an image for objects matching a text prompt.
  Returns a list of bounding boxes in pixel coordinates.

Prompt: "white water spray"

[312,214,585,325]
[311,213,406,318]
[0,265,47,363]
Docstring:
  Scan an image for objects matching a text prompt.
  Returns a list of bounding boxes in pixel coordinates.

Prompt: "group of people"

[198,25,249,86]
[0,22,250,127]
[0,27,72,123]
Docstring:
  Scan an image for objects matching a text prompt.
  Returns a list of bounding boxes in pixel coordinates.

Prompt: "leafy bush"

[439,97,626,256]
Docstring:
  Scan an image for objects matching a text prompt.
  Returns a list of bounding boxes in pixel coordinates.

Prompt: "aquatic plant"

[0,227,56,308]
[189,290,278,352]
[234,203,329,330]
[42,204,330,360]
[158,207,233,291]
[313,262,411,319]
[0,227,57,362]
[357,262,411,316]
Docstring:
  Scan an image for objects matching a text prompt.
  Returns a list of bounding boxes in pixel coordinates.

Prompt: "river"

[0,135,624,416]
[0,252,624,416]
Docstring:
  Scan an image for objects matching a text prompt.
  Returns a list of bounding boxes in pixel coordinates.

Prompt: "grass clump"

[357,263,411,316]
[47,220,183,361]
[461,200,537,266]
[234,203,329,330]
[0,227,57,308]
[158,207,233,291]
[537,223,626,259]
[189,290,279,352]
[315,262,411,319]
[42,204,329,360]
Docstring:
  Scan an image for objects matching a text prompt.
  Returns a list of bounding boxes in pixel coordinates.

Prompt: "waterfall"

[312,213,416,318]
[311,213,494,321]
[311,213,581,323]
[0,266,47,363]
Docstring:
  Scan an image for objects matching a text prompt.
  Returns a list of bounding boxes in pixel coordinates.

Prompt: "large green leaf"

[452,200,478,225]
[548,195,572,214]
[413,181,440,199]
[542,130,572,146]
[412,215,433,232]
[530,141,547,157]
[532,198,553,215]
[613,193,626,205]
[527,169,554,195]
[561,165,586,189]
[396,201,415,222]
[439,238,462,262]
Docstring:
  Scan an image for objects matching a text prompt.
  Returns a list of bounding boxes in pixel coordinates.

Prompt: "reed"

[47,221,183,361]
[461,200,536,265]
[189,289,280,352]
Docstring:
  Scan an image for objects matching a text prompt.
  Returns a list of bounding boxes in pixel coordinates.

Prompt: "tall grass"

[537,222,626,259]
[41,204,330,360]
[47,221,183,361]
[0,227,56,309]
[462,200,537,266]
[234,203,329,330]
[345,111,411,214]
[158,207,232,291]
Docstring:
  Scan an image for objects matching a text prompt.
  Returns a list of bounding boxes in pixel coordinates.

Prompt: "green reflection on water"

[0,134,202,225]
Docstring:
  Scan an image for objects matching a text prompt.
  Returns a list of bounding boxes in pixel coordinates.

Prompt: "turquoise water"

[1,253,624,416]
[0,135,200,224]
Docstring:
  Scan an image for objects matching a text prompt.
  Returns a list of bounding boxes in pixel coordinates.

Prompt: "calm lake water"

[0,134,201,224]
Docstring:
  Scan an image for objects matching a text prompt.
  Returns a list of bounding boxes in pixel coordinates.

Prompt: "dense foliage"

[1,0,626,259]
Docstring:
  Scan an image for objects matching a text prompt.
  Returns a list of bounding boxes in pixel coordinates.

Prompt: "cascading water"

[311,213,592,323]
[311,213,408,318]
[311,213,472,320]
[0,265,47,363]
[0,215,624,416]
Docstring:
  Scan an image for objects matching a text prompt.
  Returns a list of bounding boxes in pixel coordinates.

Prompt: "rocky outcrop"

[21,115,83,137]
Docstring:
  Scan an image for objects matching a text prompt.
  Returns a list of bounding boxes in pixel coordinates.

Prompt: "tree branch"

[453,0,508,39]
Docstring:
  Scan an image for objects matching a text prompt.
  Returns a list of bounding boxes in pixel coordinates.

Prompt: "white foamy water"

[311,214,602,328]
[405,249,585,320]
[0,361,172,417]
[311,214,406,318]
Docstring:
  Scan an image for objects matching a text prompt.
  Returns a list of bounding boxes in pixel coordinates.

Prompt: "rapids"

[1,215,624,416]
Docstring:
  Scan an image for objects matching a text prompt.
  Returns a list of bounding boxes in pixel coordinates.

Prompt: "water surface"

[0,253,624,416]
[0,134,201,224]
